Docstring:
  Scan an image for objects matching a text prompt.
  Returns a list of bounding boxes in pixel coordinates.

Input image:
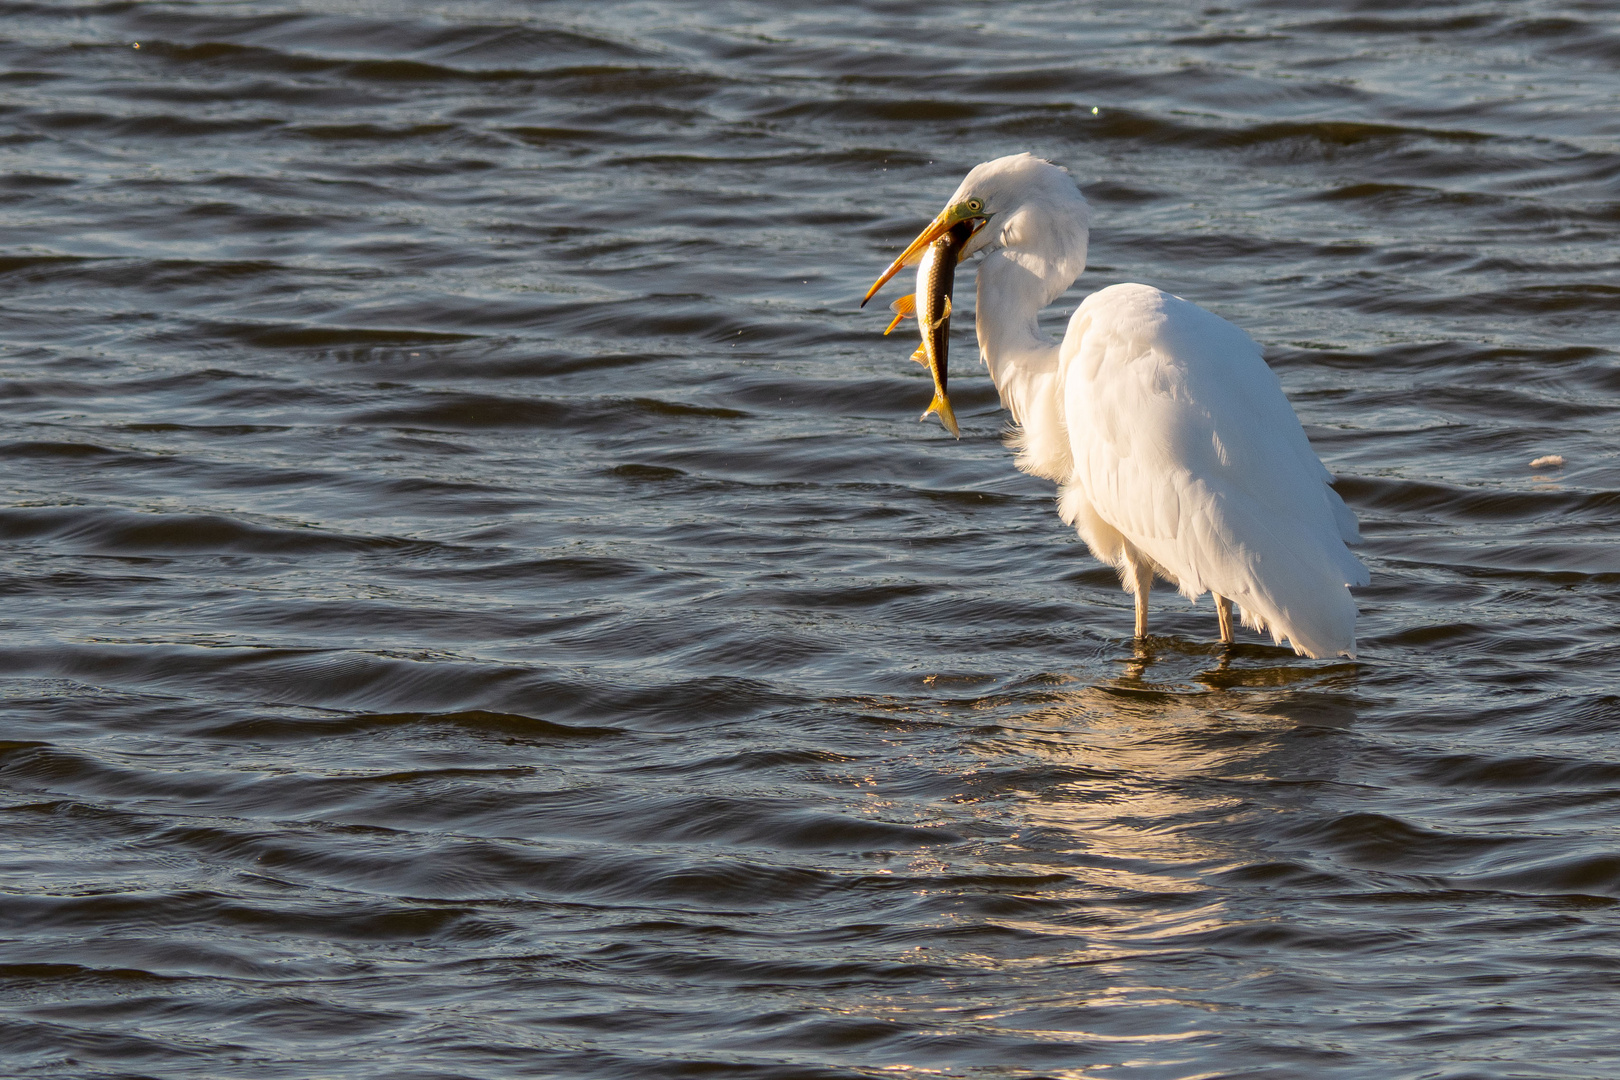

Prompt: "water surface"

[3,2,1620,1077]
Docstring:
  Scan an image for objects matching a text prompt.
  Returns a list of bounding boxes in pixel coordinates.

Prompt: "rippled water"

[3,2,1620,1077]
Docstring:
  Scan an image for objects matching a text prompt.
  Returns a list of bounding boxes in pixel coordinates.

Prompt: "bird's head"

[859,153,1089,307]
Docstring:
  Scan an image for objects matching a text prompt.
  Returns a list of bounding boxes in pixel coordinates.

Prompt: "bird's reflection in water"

[1112,636,1359,694]
[844,647,1364,1057]
[1116,636,1177,685]
[943,638,1362,898]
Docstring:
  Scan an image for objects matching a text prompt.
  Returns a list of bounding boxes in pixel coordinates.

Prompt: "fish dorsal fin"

[883,293,916,336]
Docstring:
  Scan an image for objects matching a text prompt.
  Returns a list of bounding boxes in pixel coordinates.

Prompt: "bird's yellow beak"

[859,200,987,308]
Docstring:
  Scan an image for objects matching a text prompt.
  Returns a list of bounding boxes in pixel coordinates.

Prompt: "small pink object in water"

[1530,455,1565,469]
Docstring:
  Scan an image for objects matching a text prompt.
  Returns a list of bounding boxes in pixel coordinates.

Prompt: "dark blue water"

[3,2,1620,1077]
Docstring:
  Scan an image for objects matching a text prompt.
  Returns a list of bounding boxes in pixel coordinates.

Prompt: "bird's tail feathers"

[1176,503,1363,659]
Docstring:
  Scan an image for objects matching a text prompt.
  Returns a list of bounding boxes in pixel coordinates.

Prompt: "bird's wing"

[1060,283,1367,657]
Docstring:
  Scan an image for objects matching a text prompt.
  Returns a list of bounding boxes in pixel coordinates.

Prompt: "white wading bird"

[863,154,1369,658]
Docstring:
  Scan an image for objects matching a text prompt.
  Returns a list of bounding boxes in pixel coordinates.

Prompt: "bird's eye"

[966,199,983,213]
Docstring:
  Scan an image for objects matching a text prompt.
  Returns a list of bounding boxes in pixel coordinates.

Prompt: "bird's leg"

[1123,553,1153,640]
[1215,594,1234,645]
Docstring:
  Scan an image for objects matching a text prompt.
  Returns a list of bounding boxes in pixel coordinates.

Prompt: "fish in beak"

[861,200,988,438]
[860,199,988,308]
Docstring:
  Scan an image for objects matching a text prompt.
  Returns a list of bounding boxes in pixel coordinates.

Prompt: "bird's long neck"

[973,215,1087,482]
[975,251,1063,399]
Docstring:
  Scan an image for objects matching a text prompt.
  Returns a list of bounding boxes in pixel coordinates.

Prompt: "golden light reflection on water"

[887,644,1357,988]
[841,643,1359,921]
[824,647,1363,1074]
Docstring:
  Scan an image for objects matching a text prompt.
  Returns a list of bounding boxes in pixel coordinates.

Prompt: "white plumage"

[874,154,1368,657]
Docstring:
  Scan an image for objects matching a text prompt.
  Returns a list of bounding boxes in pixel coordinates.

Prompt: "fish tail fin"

[921,390,960,438]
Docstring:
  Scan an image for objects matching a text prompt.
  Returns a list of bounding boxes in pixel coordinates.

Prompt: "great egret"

[863,153,1368,658]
